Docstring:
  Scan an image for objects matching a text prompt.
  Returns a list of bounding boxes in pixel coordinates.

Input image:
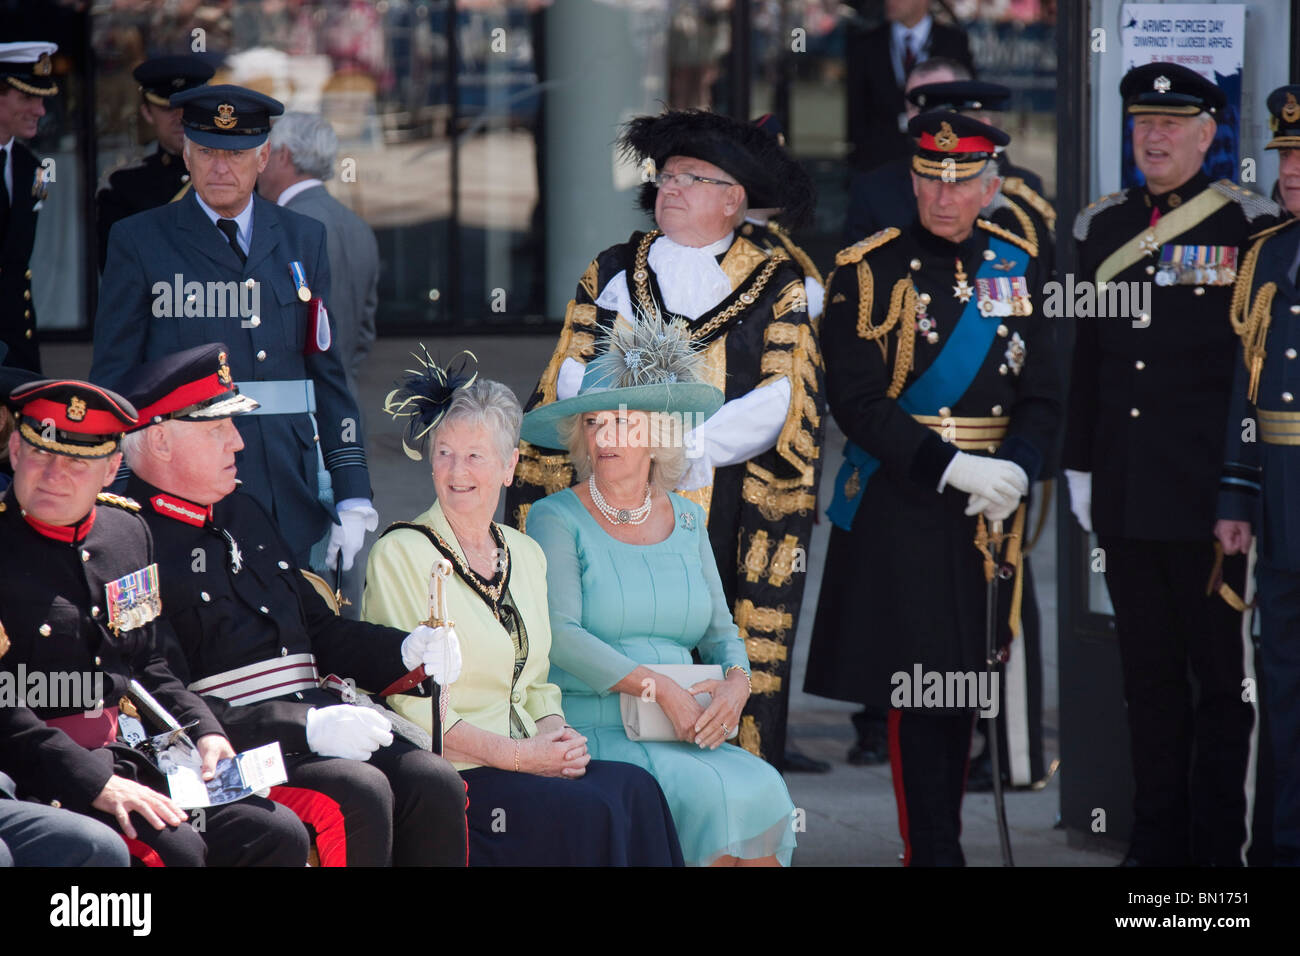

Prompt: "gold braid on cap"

[885,279,918,399]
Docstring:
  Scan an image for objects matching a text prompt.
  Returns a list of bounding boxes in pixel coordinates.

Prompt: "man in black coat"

[806,112,1063,865]
[121,344,468,866]
[0,378,308,866]
[0,41,58,373]
[1064,63,1276,866]
[844,0,974,172]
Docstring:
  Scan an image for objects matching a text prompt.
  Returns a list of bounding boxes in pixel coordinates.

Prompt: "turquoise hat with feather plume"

[383,347,479,460]
[520,311,724,451]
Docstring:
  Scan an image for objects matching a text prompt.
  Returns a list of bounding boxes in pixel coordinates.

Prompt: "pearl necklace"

[589,475,653,525]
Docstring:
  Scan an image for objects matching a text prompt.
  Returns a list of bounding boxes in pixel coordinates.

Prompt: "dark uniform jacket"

[91,191,371,567]
[0,141,44,372]
[1218,216,1300,569]
[95,144,191,271]
[805,219,1062,707]
[1065,173,1280,540]
[0,490,223,810]
[129,478,416,755]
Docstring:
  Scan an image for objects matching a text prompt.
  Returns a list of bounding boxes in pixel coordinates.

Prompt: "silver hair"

[558,410,691,493]
[268,112,338,182]
[428,379,523,467]
[119,426,155,469]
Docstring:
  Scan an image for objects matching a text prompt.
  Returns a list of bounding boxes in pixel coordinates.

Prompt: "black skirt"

[461,759,683,866]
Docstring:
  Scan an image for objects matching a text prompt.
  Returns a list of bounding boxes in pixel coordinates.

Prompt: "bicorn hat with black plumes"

[621,109,816,230]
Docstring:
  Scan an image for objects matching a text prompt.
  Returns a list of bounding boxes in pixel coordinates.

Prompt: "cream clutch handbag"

[619,664,740,742]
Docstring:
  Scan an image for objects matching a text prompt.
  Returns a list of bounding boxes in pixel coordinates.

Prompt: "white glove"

[400,623,463,686]
[964,492,1021,522]
[941,452,1028,513]
[305,705,393,760]
[1064,469,1093,533]
[327,500,379,572]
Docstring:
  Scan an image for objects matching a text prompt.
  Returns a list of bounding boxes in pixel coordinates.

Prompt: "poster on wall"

[1119,4,1245,187]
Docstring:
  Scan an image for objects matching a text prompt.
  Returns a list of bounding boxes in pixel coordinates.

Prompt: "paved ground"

[46,335,1118,866]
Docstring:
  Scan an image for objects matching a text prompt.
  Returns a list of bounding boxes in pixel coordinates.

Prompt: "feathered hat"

[519,310,724,452]
[621,109,816,231]
[383,348,479,460]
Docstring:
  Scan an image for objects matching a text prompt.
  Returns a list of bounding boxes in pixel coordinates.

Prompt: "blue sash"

[826,235,1029,531]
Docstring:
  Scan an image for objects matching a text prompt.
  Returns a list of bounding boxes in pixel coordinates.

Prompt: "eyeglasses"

[652,171,737,189]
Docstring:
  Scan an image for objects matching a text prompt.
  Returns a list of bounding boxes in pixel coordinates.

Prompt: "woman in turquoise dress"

[521,315,797,866]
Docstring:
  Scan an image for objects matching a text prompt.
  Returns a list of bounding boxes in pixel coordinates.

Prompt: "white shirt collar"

[892,15,933,53]
[276,178,324,207]
[193,191,254,250]
[0,136,14,153]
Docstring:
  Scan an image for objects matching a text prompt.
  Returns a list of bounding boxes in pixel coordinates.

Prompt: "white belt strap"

[234,379,317,416]
[189,652,320,706]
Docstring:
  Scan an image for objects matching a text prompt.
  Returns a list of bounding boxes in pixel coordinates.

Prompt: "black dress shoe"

[965,752,994,792]
[846,739,889,765]
[783,749,832,773]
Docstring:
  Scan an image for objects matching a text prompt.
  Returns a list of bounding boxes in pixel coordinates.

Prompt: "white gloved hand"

[326,500,379,572]
[964,492,1020,522]
[400,624,463,686]
[941,452,1028,514]
[305,705,393,760]
[1064,469,1093,533]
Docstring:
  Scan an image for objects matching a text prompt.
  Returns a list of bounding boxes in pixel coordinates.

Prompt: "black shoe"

[846,739,889,765]
[783,749,832,773]
[966,752,994,792]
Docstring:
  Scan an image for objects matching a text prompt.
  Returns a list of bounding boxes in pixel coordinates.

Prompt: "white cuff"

[689,377,792,471]
[557,357,585,401]
[337,498,378,531]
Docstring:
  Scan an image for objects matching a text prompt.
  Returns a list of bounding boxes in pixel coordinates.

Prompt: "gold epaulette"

[835,227,900,267]
[1001,176,1057,232]
[977,218,1038,259]
[1248,214,1300,242]
[96,492,141,512]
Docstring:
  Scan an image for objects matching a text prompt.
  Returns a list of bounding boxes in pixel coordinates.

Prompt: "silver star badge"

[1154,75,1171,93]
[953,279,974,303]
[1139,231,1160,255]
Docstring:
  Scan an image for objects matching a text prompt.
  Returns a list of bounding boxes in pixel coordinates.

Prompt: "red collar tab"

[22,508,96,543]
[150,493,211,527]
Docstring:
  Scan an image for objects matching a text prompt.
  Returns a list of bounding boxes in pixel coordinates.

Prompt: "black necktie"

[216,218,246,266]
[0,148,10,240]
[902,35,917,77]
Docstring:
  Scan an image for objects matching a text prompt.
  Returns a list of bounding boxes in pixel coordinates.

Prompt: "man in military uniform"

[91,85,376,573]
[1064,63,1274,866]
[95,54,214,271]
[1217,84,1300,866]
[0,41,58,373]
[120,343,468,866]
[805,112,1062,865]
[0,378,308,866]
[506,109,824,771]
[841,75,1057,778]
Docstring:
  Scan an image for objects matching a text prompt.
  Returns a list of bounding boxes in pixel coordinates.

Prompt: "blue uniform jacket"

[1219,217,1300,570]
[90,191,371,566]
